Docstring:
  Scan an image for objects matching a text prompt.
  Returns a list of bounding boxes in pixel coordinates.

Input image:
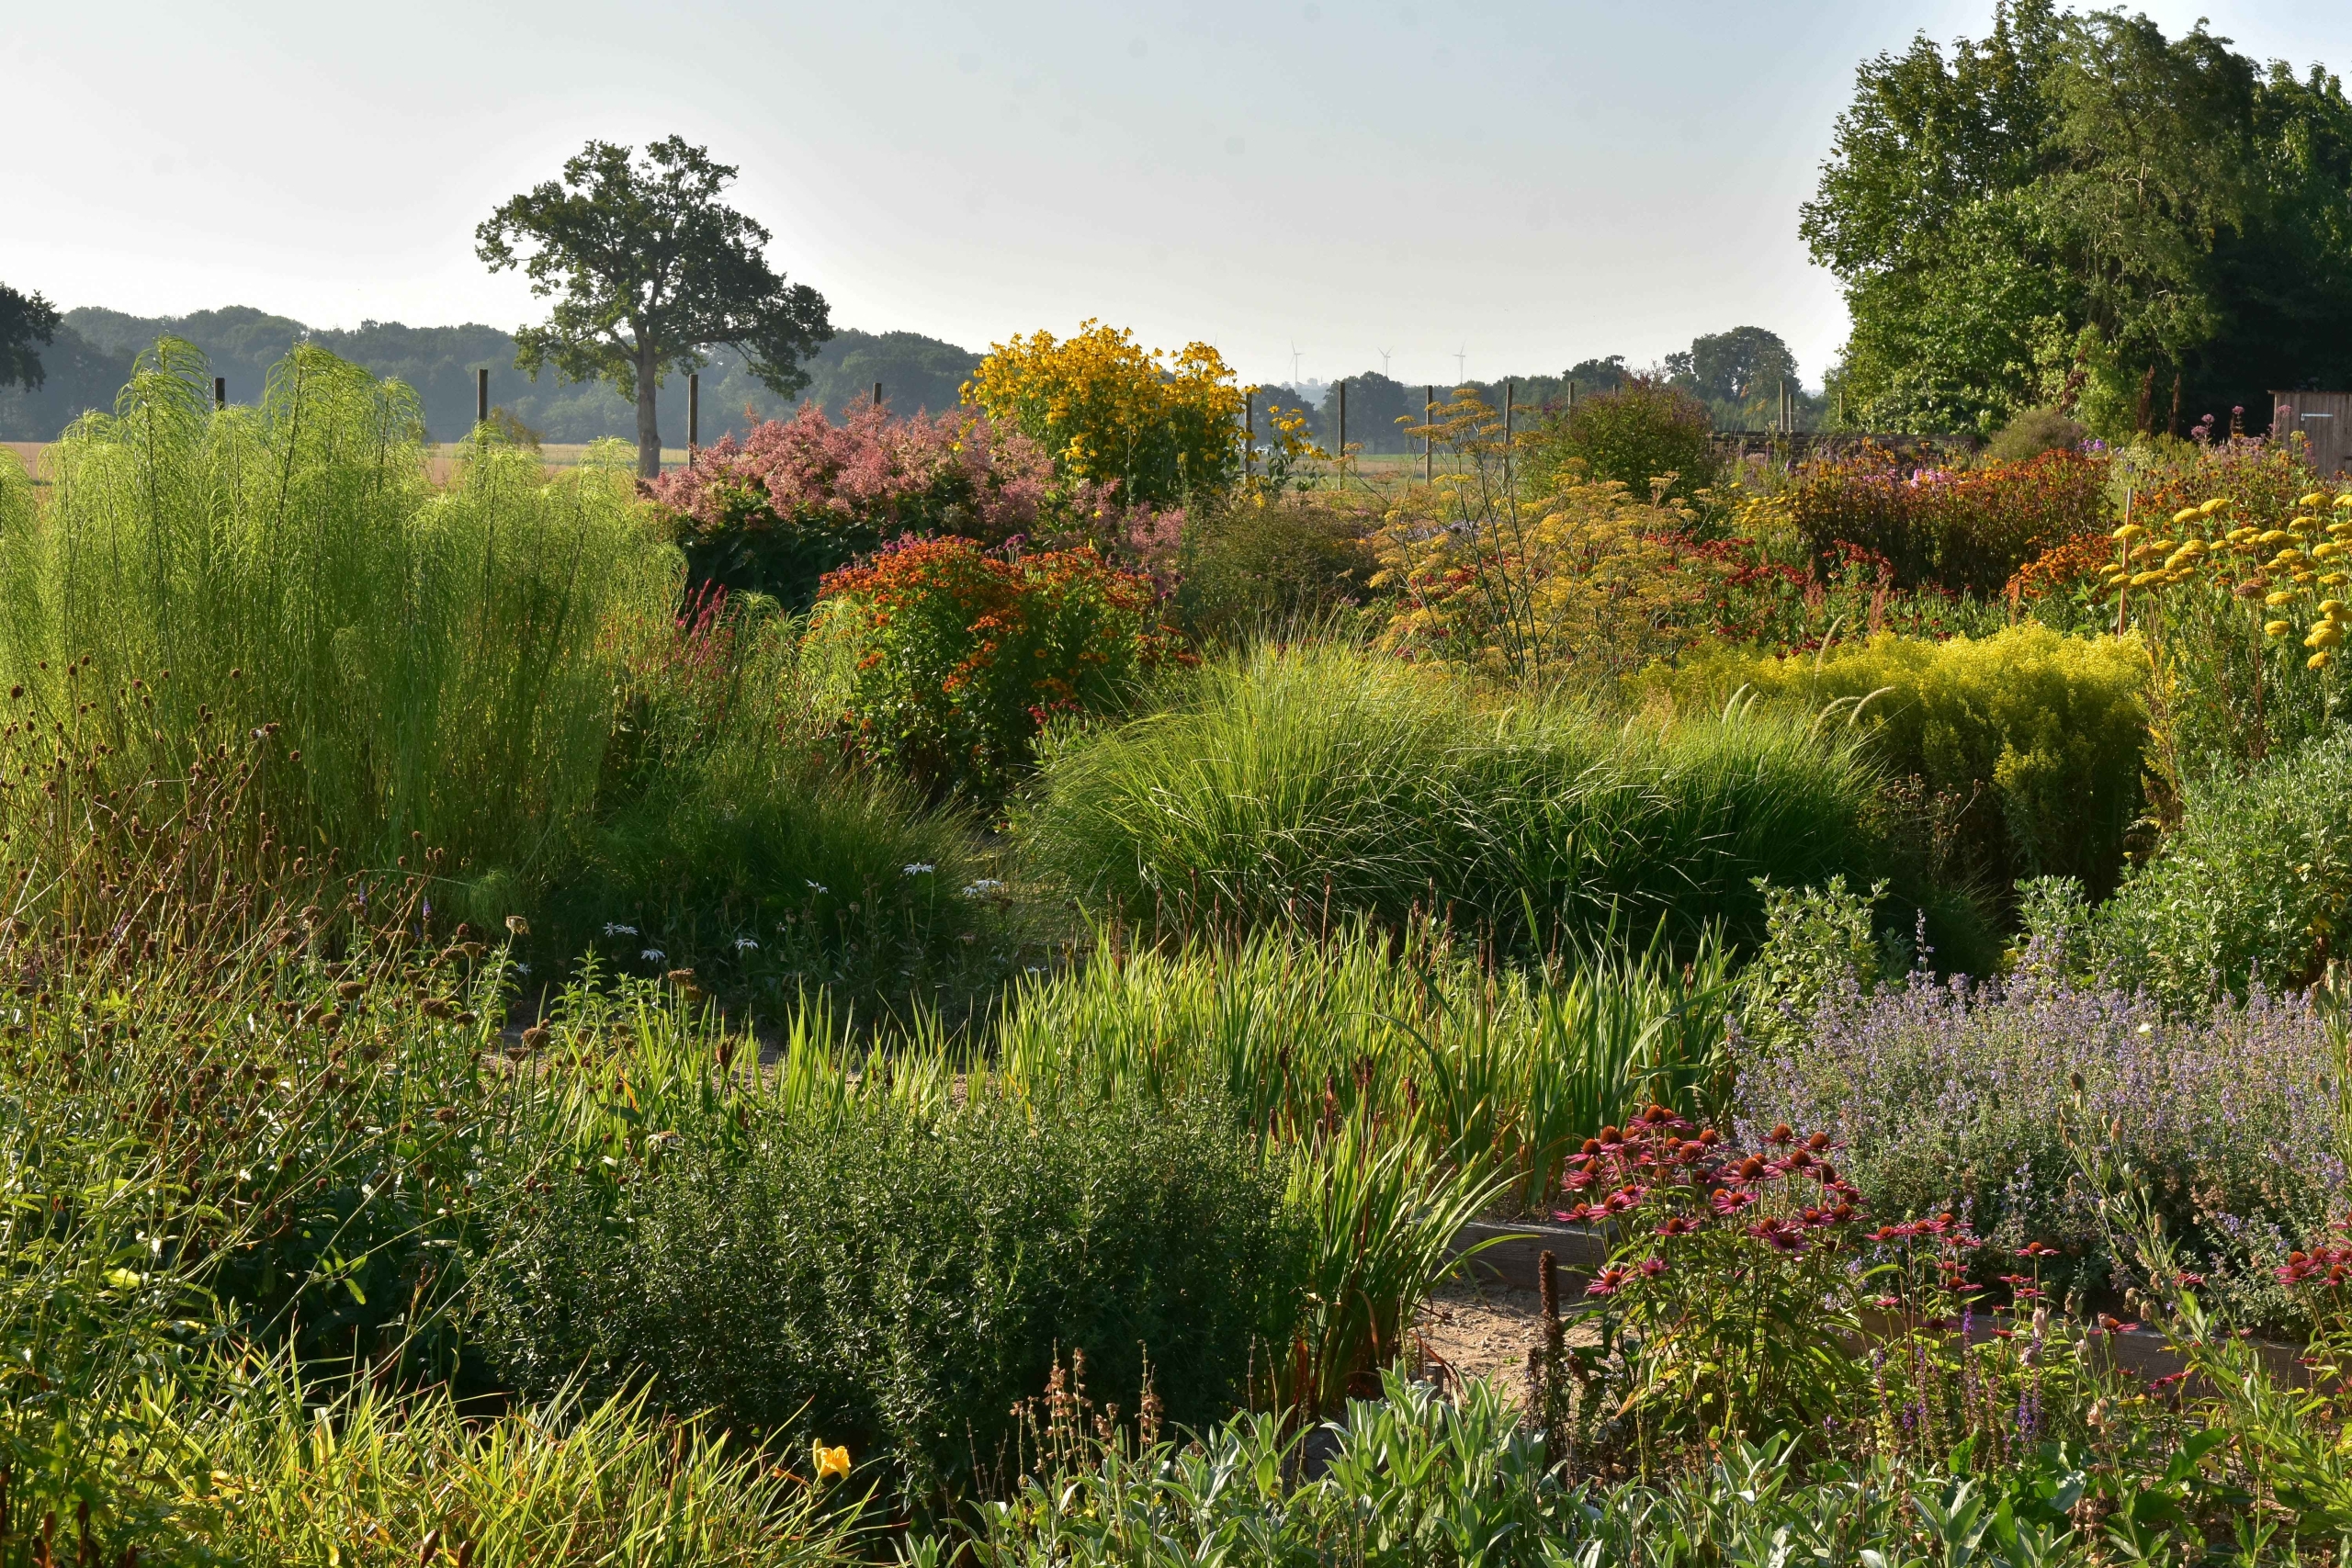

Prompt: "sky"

[11,1,2352,392]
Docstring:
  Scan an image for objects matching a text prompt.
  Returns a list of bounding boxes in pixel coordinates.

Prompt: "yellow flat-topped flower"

[814,1441,852,1482]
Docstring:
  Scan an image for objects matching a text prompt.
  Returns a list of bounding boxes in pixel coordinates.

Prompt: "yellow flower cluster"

[962,320,1245,506]
[1370,475,1696,685]
[2109,490,2352,669]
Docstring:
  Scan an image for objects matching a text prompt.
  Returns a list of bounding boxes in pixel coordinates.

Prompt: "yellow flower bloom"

[2301,491,2330,509]
[2130,570,2165,587]
[2168,508,2199,527]
[2267,620,2293,637]
[2267,590,2300,606]
[2260,530,2292,545]
[2312,649,2335,670]
[2200,497,2230,514]
[814,1442,852,1482]
[2311,624,2346,649]
[2336,492,2352,509]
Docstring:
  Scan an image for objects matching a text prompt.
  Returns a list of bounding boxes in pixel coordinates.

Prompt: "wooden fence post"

[213,378,225,411]
[688,372,699,453]
[475,367,488,427]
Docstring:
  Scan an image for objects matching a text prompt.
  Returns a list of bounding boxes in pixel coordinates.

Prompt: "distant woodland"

[0,307,983,444]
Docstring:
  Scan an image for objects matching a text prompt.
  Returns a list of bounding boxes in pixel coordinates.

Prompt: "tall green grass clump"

[0,342,1001,1004]
[1019,641,1883,958]
[994,919,1734,1205]
[0,339,666,887]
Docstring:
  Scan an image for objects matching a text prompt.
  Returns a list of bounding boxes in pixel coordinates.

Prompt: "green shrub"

[2088,727,2352,1004]
[1170,494,1378,644]
[1521,377,1720,503]
[1984,405,2088,463]
[0,343,997,1009]
[1654,625,2149,902]
[1019,640,1883,960]
[472,1084,1293,1505]
[802,536,1184,803]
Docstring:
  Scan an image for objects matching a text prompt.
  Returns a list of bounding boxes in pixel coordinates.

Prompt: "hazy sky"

[12,2,2352,390]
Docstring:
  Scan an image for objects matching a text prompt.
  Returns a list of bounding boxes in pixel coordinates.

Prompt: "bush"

[537,594,1003,1010]
[1652,625,2150,900]
[964,321,1244,507]
[646,401,1056,610]
[1984,405,2087,463]
[472,1085,1293,1506]
[2087,727,2352,1004]
[1171,494,1378,644]
[1018,641,1884,959]
[802,536,1185,803]
[1785,446,2109,593]
[1737,952,2343,1323]
[1522,377,1720,503]
[1370,471,1703,687]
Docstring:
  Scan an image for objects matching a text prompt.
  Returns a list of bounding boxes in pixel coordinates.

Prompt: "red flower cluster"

[1551,1106,1861,1287]
[2277,1245,2352,1287]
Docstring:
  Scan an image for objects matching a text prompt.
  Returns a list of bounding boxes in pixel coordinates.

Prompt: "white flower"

[604,922,639,937]
[805,880,829,895]
[902,863,935,876]
[734,937,760,952]
[640,948,666,963]
[1025,965,1045,976]
[513,962,531,976]
[960,878,1006,897]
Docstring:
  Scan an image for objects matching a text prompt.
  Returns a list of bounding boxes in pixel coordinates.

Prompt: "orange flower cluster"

[806,536,1185,801]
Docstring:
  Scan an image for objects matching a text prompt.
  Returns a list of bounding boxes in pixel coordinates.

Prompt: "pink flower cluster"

[650,400,1055,543]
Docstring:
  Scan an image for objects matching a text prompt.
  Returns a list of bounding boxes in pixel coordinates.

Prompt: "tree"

[477,137,831,478]
[0,286,61,391]
[1804,3,2352,437]
[1666,328,1798,411]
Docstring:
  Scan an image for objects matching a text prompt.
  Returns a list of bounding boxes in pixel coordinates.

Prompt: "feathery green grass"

[1018,640,1883,958]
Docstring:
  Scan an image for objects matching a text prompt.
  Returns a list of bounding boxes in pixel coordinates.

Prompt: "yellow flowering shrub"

[963,320,1246,506]
[1370,471,1710,686]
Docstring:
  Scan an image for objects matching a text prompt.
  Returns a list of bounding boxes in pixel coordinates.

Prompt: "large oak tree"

[478,137,831,478]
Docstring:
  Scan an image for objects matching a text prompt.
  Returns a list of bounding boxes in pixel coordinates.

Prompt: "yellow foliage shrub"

[1651,625,2149,897]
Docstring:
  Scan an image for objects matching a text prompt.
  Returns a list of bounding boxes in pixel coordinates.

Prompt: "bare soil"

[1414,1280,1600,1406]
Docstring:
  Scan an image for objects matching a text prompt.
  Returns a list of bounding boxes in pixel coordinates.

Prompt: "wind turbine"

[1377,347,1392,378]
[1453,346,1467,384]
[1290,344,1305,388]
